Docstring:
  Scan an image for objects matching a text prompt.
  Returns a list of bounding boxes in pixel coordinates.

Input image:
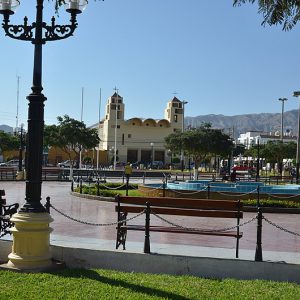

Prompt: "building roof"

[170,96,181,102]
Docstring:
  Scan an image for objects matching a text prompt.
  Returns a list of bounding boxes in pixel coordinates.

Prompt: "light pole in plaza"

[293,91,300,183]
[0,0,87,270]
[150,142,154,169]
[278,98,288,141]
[17,123,25,175]
[181,100,188,172]
[113,87,119,170]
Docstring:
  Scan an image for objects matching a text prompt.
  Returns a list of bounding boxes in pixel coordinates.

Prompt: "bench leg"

[116,212,127,250]
[116,228,127,250]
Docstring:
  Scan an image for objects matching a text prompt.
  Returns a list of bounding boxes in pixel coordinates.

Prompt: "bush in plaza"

[243,199,300,209]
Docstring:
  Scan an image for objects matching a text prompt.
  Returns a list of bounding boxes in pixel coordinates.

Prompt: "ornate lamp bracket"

[2,12,78,44]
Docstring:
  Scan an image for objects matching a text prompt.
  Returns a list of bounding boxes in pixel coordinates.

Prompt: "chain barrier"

[152,212,257,233]
[215,188,257,197]
[167,187,207,195]
[50,204,145,226]
[0,231,8,238]
[129,184,139,190]
[140,185,164,193]
[262,216,300,237]
[264,192,300,199]
[97,182,127,190]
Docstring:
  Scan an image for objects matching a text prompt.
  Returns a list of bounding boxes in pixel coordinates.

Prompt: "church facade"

[96,93,185,166]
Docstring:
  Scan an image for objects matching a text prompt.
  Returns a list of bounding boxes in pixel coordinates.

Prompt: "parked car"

[0,159,24,168]
[57,160,71,168]
[149,161,164,169]
[232,165,256,175]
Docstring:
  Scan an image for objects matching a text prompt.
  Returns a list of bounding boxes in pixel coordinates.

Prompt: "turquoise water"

[159,180,300,195]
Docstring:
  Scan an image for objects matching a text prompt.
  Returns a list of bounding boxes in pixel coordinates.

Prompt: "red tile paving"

[2,181,300,254]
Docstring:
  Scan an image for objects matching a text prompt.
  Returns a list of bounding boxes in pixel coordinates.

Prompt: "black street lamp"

[293,91,300,183]
[255,138,260,182]
[0,0,87,212]
[150,142,154,169]
[18,123,25,173]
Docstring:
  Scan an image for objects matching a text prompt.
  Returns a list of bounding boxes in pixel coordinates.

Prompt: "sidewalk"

[2,181,300,262]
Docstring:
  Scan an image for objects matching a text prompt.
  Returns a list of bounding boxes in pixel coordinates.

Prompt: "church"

[96,93,186,166]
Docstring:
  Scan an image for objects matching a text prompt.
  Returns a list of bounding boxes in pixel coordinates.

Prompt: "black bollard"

[207,183,210,199]
[144,202,151,254]
[126,175,129,196]
[97,177,100,196]
[80,179,83,194]
[255,207,263,262]
[45,196,51,213]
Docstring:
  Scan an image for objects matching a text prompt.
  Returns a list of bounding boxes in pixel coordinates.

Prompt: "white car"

[0,159,24,168]
[57,160,71,168]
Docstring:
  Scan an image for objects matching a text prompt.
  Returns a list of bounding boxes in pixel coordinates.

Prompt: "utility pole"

[278,98,288,142]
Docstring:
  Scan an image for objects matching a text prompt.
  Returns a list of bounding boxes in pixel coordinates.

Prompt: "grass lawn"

[0,268,299,299]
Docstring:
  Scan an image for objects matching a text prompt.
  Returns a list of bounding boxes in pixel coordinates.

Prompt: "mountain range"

[1,109,299,139]
[185,109,299,138]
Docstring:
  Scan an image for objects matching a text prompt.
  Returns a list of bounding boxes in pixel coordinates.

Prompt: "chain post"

[45,196,51,213]
[97,177,100,196]
[80,179,83,194]
[175,173,178,181]
[255,207,263,262]
[122,173,125,184]
[126,175,129,196]
[182,172,185,182]
[256,185,260,207]
[207,183,210,199]
[144,202,151,254]
[143,172,145,185]
[71,179,74,192]
[162,177,166,197]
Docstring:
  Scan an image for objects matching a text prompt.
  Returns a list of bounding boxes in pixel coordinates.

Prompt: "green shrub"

[243,199,300,209]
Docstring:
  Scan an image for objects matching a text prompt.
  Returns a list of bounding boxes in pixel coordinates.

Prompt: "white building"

[237,130,297,148]
[95,93,185,165]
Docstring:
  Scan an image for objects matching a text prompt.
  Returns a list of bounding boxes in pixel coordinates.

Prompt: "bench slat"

[116,205,243,218]
[122,225,243,238]
[117,196,242,210]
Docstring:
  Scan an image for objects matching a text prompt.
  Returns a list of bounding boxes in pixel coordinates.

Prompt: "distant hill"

[0,124,13,134]
[185,109,298,138]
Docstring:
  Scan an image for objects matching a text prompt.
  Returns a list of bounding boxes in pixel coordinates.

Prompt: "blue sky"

[1,0,300,129]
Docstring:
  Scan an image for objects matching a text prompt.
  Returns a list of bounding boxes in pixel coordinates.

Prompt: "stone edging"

[70,192,115,202]
[71,192,300,214]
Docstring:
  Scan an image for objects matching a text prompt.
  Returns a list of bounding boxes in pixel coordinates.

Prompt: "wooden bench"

[0,190,19,238]
[0,167,16,180]
[115,195,243,258]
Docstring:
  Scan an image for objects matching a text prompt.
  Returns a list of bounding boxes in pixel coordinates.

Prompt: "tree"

[233,0,300,30]
[165,123,233,178]
[0,131,19,154]
[260,141,296,174]
[44,115,100,168]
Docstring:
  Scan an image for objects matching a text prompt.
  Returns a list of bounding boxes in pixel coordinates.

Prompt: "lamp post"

[18,123,24,173]
[0,0,87,270]
[181,100,188,172]
[278,98,288,142]
[150,142,154,169]
[113,87,119,170]
[293,91,300,183]
[256,138,260,182]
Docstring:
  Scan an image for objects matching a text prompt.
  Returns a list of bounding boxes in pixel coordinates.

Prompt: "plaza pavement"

[1,180,300,265]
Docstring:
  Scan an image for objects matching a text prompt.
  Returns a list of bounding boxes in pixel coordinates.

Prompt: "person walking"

[124,163,133,196]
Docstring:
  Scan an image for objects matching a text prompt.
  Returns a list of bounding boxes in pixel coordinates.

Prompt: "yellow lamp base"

[6,212,54,270]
